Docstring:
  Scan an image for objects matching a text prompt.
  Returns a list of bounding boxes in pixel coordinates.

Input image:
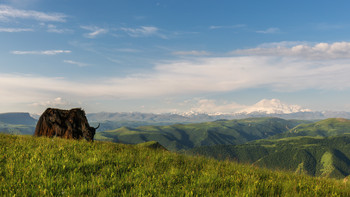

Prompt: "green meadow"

[1,133,350,196]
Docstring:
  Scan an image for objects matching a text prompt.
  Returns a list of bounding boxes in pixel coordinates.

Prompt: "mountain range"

[0,112,36,125]
[2,110,350,180]
[95,117,309,151]
[3,109,350,136]
[87,111,350,125]
[87,99,350,122]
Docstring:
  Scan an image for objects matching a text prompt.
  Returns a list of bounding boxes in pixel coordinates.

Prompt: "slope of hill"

[96,117,308,151]
[0,124,36,135]
[187,135,350,179]
[272,118,350,139]
[1,133,349,196]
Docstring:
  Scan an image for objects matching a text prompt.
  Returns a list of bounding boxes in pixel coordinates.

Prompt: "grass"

[1,133,350,196]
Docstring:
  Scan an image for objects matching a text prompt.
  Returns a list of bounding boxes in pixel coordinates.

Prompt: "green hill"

[0,123,36,135]
[187,135,350,179]
[96,117,307,151]
[1,134,350,196]
[0,113,37,135]
[272,118,350,139]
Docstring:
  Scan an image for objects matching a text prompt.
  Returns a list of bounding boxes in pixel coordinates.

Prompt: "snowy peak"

[239,99,311,114]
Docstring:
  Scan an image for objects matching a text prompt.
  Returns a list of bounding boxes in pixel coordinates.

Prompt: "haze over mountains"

[2,99,350,125]
[87,99,350,122]
[2,98,350,136]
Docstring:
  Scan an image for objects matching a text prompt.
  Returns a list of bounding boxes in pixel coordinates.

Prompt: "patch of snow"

[238,99,311,114]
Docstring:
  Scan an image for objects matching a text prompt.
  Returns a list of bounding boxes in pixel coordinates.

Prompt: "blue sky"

[2,0,350,114]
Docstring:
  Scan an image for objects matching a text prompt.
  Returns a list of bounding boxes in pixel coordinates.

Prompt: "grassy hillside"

[1,134,350,196]
[96,117,306,151]
[272,118,350,139]
[0,113,37,135]
[0,123,35,135]
[188,135,350,179]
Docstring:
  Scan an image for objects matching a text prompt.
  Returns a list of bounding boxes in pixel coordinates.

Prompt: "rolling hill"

[187,135,350,179]
[96,117,308,151]
[1,133,349,196]
[271,118,350,139]
[0,112,37,135]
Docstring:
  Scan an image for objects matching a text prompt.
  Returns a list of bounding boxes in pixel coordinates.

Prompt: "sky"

[2,0,350,114]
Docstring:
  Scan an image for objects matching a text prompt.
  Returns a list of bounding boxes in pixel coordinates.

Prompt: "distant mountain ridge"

[0,112,37,125]
[88,111,350,122]
[3,108,350,136]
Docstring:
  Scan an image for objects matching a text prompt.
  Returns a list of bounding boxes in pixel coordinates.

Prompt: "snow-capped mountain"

[238,99,311,114]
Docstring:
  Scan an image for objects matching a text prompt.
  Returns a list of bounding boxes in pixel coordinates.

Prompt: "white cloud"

[120,26,167,38]
[2,52,350,101]
[189,99,245,114]
[11,50,71,55]
[172,50,210,56]
[3,41,350,113]
[29,97,84,112]
[0,5,67,22]
[0,27,33,32]
[46,24,72,33]
[256,27,280,34]
[234,41,350,60]
[209,24,246,30]
[256,41,312,48]
[63,60,88,67]
[31,97,69,107]
[81,25,108,38]
[115,48,140,53]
